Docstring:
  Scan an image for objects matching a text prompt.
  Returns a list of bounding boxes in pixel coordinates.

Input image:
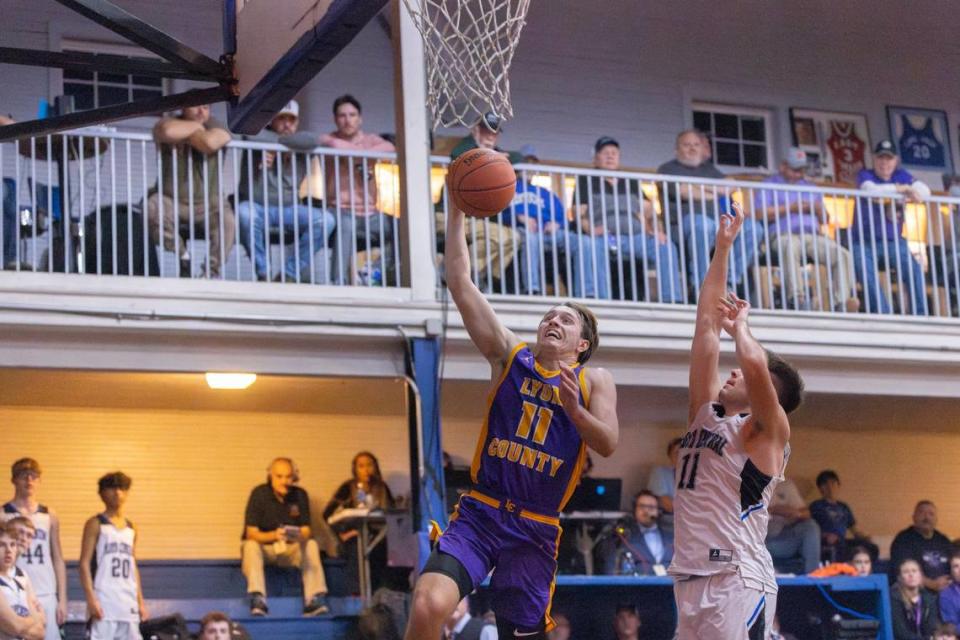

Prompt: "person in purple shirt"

[753,148,859,312]
[852,140,931,315]
[939,551,960,626]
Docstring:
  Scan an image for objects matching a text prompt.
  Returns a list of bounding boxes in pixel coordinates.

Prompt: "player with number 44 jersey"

[79,472,148,640]
[669,202,805,640]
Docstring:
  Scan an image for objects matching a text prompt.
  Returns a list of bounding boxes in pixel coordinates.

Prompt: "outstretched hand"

[716,291,750,337]
[558,363,583,419]
[716,201,745,249]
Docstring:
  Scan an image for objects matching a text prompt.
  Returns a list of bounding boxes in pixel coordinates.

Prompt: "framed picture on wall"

[886,106,954,173]
[789,108,872,185]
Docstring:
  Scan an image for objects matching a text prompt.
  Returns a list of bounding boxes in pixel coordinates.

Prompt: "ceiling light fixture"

[205,372,257,390]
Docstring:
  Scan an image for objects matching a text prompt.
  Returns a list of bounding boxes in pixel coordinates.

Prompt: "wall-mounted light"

[205,372,257,390]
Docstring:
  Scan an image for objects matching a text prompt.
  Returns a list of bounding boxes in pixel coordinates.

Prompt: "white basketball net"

[401,0,531,129]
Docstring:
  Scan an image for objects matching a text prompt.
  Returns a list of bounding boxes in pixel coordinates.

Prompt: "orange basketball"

[448,148,517,218]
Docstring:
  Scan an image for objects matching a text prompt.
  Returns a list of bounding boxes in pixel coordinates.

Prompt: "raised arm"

[688,201,744,423]
[559,365,618,457]
[78,516,103,622]
[446,204,520,369]
[49,510,68,626]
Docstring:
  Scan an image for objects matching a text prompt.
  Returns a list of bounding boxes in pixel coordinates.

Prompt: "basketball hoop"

[400,0,531,129]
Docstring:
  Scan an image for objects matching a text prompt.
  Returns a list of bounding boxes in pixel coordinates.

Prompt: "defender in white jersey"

[0,522,45,640]
[669,202,804,640]
[2,458,67,640]
[79,472,147,640]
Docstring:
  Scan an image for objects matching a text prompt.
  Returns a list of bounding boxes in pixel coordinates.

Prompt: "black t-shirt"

[243,484,311,536]
[889,526,952,580]
[572,174,646,234]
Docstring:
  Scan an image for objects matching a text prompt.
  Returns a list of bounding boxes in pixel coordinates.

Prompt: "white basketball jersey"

[0,570,30,640]
[668,402,789,593]
[92,515,139,622]
[1,503,55,597]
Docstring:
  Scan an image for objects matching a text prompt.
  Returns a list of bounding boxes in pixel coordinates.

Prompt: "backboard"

[225,0,389,134]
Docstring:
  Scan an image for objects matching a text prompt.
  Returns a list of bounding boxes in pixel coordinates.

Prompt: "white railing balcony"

[2,129,958,320]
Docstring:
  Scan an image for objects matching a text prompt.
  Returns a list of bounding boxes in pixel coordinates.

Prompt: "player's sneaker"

[303,593,329,617]
[249,593,268,616]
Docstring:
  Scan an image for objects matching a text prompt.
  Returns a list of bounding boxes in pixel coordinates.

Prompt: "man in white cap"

[753,147,859,312]
[235,99,336,283]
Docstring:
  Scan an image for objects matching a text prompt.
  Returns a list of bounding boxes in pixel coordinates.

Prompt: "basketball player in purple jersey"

[403,204,619,640]
[669,202,804,639]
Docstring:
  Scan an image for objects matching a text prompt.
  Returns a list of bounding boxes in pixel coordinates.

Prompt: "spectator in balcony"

[644,437,681,532]
[571,136,684,302]
[765,478,820,574]
[599,490,674,576]
[442,596,496,640]
[320,95,397,285]
[890,558,938,640]
[809,469,877,562]
[890,500,952,592]
[753,148,859,312]
[546,612,571,640]
[147,105,235,278]
[658,129,763,291]
[849,546,873,577]
[235,100,336,282]
[939,551,960,626]
[852,140,932,315]
[612,603,642,640]
[439,111,520,290]
[323,452,395,594]
[198,611,232,640]
[241,457,328,618]
[935,624,959,640]
[501,157,567,295]
[0,115,19,269]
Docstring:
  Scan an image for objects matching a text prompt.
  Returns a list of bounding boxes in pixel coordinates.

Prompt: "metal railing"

[2,128,958,318]
[0,128,400,286]
[431,158,960,318]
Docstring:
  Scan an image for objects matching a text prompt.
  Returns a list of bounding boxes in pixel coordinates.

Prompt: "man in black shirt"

[241,457,328,616]
[889,500,953,592]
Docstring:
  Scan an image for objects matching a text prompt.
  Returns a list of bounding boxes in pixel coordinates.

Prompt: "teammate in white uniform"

[79,472,147,640]
[0,522,45,640]
[669,202,804,640]
[1,458,67,640]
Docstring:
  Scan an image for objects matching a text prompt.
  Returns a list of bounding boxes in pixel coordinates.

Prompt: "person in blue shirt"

[501,165,568,296]
[600,490,674,576]
[752,148,859,312]
[808,470,877,562]
[852,140,932,315]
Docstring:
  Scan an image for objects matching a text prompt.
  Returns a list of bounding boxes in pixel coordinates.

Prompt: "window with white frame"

[692,102,773,171]
[61,39,166,111]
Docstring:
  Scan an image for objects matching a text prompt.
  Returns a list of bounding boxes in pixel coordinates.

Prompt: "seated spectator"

[890,558,938,640]
[78,472,148,640]
[852,140,932,315]
[501,161,567,295]
[355,602,402,640]
[546,612,571,640]
[645,437,681,532]
[198,611,232,640]
[439,112,520,290]
[890,500,952,592]
[658,129,764,292]
[600,490,674,576]
[319,95,397,285]
[146,105,235,278]
[612,603,641,640]
[849,546,873,577]
[442,596,496,640]
[939,550,960,626]
[0,521,45,640]
[323,452,395,594]
[235,100,335,282]
[571,137,683,302]
[935,623,960,640]
[241,458,328,617]
[753,148,859,311]
[809,469,877,562]
[766,478,820,574]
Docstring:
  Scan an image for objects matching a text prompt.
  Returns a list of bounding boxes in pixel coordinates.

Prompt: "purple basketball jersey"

[470,343,588,513]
